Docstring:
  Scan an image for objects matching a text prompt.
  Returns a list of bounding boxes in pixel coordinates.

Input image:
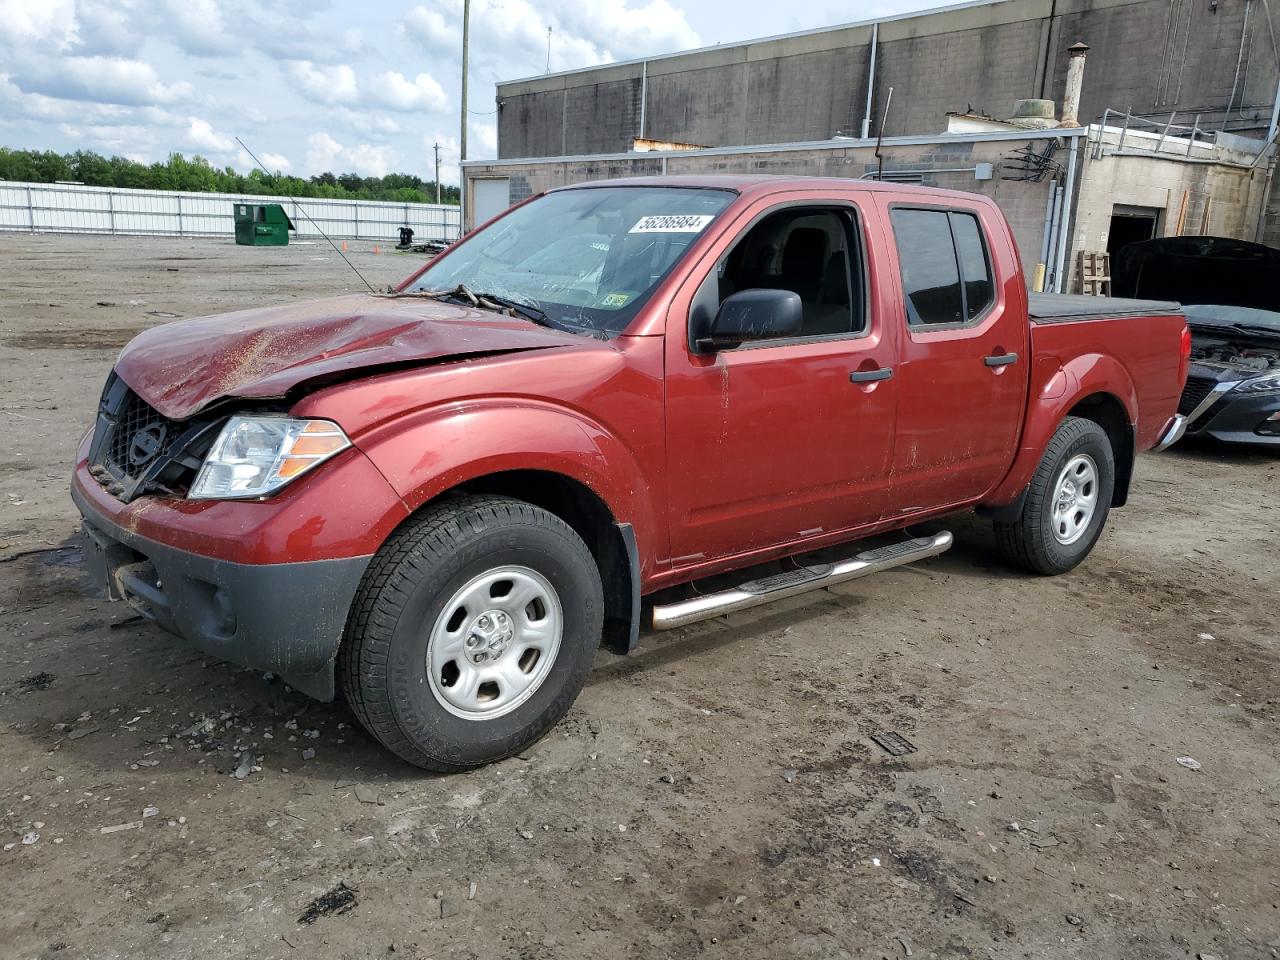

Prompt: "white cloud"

[369,71,448,113]
[0,0,78,48]
[261,152,291,171]
[156,0,237,56]
[469,119,497,155]
[185,116,234,153]
[403,0,700,78]
[306,132,394,177]
[287,60,359,106]
[12,56,193,106]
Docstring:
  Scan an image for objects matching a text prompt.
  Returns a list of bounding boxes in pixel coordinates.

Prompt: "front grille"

[104,390,173,477]
[88,372,219,502]
[1178,375,1217,415]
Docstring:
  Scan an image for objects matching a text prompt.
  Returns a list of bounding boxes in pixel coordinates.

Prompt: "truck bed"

[1028,293,1181,324]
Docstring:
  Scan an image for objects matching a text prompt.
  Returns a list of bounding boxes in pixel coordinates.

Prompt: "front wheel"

[994,416,1115,575]
[339,495,604,771]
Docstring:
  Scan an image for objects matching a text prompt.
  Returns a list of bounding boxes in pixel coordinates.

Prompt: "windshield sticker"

[628,214,715,234]
[601,292,632,307]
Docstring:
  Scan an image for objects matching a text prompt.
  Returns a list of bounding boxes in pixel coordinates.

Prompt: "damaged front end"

[87,372,226,503]
[1177,306,1280,444]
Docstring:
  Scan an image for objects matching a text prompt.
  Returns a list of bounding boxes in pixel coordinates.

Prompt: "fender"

[984,352,1138,509]
[352,398,661,574]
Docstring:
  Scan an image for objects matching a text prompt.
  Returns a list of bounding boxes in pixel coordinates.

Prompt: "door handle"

[850,367,894,383]
[984,352,1019,367]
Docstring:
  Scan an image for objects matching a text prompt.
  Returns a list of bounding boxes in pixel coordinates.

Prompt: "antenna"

[234,136,376,294]
[874,86,894,181]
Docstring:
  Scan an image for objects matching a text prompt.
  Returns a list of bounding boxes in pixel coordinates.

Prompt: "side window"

[950,213,994,320]
[695,207,866,342]
[890,208,995,327]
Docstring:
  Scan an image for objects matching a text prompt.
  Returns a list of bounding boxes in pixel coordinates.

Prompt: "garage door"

[471,178,511,228]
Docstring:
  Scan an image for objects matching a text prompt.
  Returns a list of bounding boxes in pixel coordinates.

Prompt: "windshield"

[406,186,735,336]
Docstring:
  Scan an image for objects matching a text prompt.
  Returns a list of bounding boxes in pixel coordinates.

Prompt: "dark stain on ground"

[298,882,358,924]
[4,328,148,351]
[18,672,56,692]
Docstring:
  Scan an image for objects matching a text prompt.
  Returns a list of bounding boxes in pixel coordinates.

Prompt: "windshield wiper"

[419,283,563,331]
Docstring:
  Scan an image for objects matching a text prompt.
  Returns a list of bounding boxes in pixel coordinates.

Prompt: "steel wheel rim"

[426,565,563,721]
[1050,453,1099,546]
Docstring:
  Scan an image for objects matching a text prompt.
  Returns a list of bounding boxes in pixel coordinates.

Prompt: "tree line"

[0,148,460,205]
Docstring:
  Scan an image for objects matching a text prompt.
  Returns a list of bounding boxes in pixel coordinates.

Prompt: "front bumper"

[1187,390,1280,446]
[73,483,371,701]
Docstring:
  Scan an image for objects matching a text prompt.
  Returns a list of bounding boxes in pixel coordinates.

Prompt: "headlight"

[1233,374,1280,394]
[189,416,350,500]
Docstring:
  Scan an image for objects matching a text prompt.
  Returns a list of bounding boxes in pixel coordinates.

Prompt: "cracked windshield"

[408,186,734,336]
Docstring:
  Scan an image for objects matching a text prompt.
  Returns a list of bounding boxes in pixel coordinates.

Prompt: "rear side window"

[891,208,995,326]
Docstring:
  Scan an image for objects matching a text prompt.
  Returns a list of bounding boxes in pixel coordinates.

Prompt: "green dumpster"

[233,203,295,246]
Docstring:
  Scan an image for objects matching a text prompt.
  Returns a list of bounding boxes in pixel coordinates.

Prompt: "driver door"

[663,196,899,566]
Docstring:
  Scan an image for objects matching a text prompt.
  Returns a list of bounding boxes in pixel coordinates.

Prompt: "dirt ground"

[1,232,1277,960]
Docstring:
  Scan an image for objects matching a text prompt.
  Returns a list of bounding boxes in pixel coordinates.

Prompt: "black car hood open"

[1111,236,1280,313]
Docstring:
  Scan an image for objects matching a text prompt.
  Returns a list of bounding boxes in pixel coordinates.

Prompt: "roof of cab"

[549,173,994,206]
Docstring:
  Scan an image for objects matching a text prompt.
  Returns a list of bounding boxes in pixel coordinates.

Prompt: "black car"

[1177,304,1280,446]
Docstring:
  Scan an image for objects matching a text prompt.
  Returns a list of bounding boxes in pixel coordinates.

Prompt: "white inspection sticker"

[628,214,715,234]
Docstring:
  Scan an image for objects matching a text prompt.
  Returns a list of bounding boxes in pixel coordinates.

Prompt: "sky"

[0,0,942,186]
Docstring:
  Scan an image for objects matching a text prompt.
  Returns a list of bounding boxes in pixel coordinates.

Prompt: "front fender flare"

[352,399,660,571]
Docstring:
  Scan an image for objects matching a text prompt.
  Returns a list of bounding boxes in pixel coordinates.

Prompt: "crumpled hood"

[113,294,584,420]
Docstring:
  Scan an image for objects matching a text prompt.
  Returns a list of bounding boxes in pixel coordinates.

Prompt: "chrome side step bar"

[651,531,953,630]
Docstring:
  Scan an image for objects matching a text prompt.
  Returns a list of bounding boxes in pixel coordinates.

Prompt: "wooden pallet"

[1077,251,1111,296]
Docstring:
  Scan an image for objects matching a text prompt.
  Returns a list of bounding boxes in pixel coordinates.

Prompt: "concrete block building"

[462,0,1280,289]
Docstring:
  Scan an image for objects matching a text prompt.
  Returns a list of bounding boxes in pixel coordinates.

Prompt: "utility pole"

[546,27,552,72]
[460,0,470,164]
[460,0,470,230]
[433,141,441,205]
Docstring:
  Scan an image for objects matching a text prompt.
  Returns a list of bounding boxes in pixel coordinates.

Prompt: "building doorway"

[1107,205,1162,257]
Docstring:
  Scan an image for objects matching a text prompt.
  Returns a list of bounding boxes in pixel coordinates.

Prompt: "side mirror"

[695,289,803,352]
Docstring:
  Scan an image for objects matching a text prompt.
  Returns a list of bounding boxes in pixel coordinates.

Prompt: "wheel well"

[446,470,637,653]
[1068,393,1134,507]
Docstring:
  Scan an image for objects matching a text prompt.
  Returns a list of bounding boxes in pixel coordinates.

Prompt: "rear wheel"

[994,416,1115,575]
[339,495,603,771]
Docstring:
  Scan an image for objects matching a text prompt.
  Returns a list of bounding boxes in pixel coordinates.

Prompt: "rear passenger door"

[879,202,1029,514]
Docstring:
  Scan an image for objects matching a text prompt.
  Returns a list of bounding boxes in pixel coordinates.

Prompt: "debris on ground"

[17,672,55,692]
[783,768,798,783]
[100,822,143,834]
[354,785,380,804]
[66,725,100,741]
[233,751,258,781]
[298,882,358,924]
[142,806,159,818]
[468,881,477,901]
[1066,914,1084,926]
[1177,756,1202,771]
[871,732,918,756]
[301,748,316,761]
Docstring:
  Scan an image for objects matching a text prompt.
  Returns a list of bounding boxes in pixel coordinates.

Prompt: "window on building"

[891,208,995,326]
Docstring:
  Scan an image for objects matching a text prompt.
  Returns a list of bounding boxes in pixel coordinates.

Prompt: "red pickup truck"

[73,176,1190,770]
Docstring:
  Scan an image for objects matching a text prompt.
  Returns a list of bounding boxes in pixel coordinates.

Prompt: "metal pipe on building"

[639,61,648,140]
[861,22,879,139]
[1052,134,1080,293]
[1224,0,1252,130]
[1060,41,1089,126]
[1035,181,1059,292]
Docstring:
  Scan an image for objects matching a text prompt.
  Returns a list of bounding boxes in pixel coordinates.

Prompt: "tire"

[994,416,1115,576]
[339,494,604,772]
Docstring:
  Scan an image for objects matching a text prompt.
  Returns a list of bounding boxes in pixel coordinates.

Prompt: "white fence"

[0,180,461,242]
